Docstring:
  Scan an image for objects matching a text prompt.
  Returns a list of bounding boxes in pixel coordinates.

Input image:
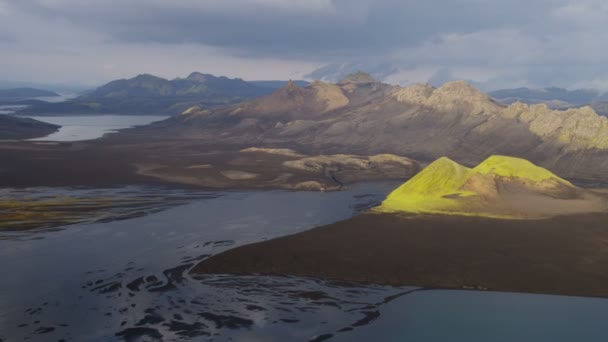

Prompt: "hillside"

[19,72,277,115]
[0,87,59,101]
[379,155,604,219]
[0,115,59,140]
[146,74,608,180]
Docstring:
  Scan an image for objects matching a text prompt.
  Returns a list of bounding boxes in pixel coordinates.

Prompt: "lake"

[1,95,168,141]
[27,115,169,141]
[2,182,608,341]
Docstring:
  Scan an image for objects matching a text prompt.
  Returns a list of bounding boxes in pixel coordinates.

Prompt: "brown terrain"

[128,72,608,180]
[0,140,419,190]
[192,212,608,298]
[3,72,608,188]
[4,73,608,298]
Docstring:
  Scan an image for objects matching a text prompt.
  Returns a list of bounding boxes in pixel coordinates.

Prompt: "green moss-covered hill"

[378,155,605,219]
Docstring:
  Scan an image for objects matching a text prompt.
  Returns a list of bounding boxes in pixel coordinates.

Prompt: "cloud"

[10,0,562,58]
[551,1,608,29]
[0,1,8,15]
[2,0,608,90]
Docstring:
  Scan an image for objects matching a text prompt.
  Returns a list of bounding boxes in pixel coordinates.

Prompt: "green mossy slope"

[378,155,575,218]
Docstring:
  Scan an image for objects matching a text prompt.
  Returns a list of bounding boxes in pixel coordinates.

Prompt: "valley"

[6,2,608,341]
[4,72,608,341]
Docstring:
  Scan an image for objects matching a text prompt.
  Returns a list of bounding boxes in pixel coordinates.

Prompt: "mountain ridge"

[157,74,608,180]
[489,86,608,116]
[18,72,285,115]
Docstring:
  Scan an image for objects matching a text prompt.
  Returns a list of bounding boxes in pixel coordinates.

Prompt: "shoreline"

[192,212,608,299]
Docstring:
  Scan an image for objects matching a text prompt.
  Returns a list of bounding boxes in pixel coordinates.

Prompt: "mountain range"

[489,87,608,115]
[138,72,608,181]
[19,73,307,115]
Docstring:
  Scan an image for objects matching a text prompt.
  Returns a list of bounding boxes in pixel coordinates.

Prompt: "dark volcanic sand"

[0,139,418,189]
[0,141,160,187]
[192,213,608,298]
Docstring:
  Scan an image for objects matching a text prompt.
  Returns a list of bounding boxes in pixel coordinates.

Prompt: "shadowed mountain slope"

[142,73,608,180]
[19,72,277,115]
[0,115,59,140]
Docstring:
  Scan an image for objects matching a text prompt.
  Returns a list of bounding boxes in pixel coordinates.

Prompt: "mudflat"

[0,140,419,190]
[192,213,608,298]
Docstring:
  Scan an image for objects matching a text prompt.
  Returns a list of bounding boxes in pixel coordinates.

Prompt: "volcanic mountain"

[147,73,608,180]
[378,155,606,219]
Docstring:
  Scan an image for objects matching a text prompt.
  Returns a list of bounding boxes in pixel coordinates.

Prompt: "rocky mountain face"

[141,73,608,180]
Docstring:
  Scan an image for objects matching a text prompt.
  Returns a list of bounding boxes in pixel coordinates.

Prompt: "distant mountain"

[337,71,378,85]
[19,72,278,115]
[0,115,59,140]
[305,63,399,83]
[0,80,90,93]
[142,73,608,180]
[489,87,608,115]
[0,88,59,101]
[249,80,309,89]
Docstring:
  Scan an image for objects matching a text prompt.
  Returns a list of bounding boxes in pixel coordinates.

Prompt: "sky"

[1,0,608,90]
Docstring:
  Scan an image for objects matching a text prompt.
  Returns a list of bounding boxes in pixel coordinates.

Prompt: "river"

[1,182,608,341]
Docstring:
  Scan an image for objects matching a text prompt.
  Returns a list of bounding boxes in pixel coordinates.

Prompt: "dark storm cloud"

[10,0,567,59]
[4,0,608,89]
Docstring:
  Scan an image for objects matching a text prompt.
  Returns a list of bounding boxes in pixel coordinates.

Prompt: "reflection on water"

[1,182,608,342]
[336,290,608,342]
[0,182,396,341]
[27,115,169,141]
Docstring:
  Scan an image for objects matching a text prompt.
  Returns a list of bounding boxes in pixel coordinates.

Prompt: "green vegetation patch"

[377,155,572,218]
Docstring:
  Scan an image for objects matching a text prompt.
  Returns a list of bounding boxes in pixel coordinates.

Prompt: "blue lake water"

[337,289,608,342]
[1,182,608,341]
[1,95,168,141]
[27,115,169,141]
